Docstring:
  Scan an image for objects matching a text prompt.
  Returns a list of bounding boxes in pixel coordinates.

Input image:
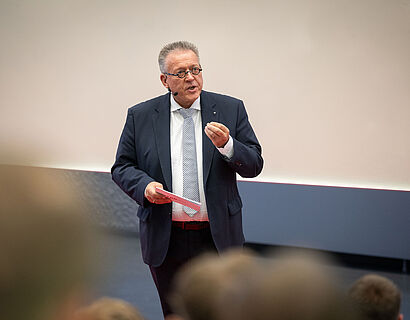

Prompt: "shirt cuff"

[217,135,234,159]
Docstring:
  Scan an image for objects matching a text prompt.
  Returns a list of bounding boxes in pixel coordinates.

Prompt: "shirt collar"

[170,94,201,112]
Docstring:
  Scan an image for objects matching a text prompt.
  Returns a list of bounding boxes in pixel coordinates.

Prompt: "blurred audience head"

[74,297,144,320]
[348,274,402,320]
[0,164,95,320]
[217,250,358,320]
[170,248,258,320]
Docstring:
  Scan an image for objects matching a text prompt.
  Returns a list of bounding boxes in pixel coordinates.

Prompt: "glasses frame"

[163,66,202,79]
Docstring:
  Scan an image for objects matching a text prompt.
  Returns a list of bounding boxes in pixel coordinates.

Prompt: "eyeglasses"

[164,66,202,79]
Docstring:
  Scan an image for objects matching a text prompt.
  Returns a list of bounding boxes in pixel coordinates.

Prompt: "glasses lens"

[177,71,186,78]
[174,68,201,78]
[192,67,200,75]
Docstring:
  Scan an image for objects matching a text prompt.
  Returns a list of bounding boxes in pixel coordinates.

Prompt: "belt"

[172,221,210,230]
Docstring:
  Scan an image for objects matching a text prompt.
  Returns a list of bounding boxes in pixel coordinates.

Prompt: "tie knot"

[179,107,195,119]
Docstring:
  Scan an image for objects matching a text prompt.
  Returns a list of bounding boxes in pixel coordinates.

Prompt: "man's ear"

[398,313,403,320]
[160,74,168,89]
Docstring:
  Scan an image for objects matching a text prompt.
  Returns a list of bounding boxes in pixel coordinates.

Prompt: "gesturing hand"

[204,122,229,148]
[144,181,172,205]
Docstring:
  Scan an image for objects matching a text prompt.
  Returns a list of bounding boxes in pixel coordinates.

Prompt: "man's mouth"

[187,85,196,91]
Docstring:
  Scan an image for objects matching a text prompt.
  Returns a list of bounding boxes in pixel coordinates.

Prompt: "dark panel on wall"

[239,181,410,260]
[46,169,409,260]
[59,169,139,233]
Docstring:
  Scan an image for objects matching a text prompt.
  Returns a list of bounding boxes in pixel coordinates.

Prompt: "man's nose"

[185,71,195,81]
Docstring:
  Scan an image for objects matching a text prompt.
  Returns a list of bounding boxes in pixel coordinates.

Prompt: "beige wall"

[1,0,409,190]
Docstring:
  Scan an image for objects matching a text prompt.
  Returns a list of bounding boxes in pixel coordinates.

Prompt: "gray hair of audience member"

[74,297,145,320]
[0,165,95,320]
[216,250,358,320]
[170,248,259,320]
[348,274,402,320]
[158,41,200,73]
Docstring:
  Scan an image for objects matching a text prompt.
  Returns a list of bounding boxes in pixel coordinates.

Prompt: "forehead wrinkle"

[175,64,200,72]
[166,51,199,73]
[171,60,199,73]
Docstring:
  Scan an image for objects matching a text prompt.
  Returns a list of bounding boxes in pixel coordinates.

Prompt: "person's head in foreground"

[74,297,145,320]
[349,274,403,320]
[217,250,359,320]
[0,164,95,320]
[170,248,259,320]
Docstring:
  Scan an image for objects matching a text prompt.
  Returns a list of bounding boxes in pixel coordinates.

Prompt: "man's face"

[160,49,203,109]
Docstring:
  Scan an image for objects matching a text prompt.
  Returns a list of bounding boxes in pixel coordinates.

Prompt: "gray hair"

[158,41,200,73]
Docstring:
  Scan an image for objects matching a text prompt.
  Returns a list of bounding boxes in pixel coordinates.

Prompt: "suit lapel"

[152,93,172,191]
[201,91,218,186]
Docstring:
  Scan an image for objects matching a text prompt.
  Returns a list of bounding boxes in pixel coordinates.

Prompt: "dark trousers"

[149,224,217,318]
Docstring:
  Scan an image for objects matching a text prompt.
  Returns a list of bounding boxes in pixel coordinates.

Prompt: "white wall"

[1,0,409,191]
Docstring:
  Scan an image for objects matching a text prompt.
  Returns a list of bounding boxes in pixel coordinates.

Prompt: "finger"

[208,122,229,134]
[205,124,225,136]
[145,181,169,204]
[207,124,229,138]
[151,188,171,202]
[150,186,166,198]
[206,129,228,145]
[145,181,163,197]
[205,128,228,147]
[205,127,218,141]
[204,126,213,136]
[204,131,212,143]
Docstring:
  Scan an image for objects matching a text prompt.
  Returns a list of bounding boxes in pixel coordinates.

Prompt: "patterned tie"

[179,107,200,217]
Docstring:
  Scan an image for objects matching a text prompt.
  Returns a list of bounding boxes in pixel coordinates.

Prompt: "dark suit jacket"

[112,90,263,267]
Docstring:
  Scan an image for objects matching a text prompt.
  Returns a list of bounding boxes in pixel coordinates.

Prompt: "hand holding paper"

[155,187,201,211]
[144,182,172,204]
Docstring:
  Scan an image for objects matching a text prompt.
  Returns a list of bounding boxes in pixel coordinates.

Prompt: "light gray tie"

[179,107,200,217]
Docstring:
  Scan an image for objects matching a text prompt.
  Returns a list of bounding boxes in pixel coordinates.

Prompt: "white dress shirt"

[170,95,233,221]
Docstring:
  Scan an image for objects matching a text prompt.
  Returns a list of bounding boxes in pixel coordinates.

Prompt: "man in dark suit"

[112,41,263,318]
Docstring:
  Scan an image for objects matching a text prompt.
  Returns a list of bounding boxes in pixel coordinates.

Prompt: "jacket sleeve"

[225,100,263,178]
[111,109,154,208]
